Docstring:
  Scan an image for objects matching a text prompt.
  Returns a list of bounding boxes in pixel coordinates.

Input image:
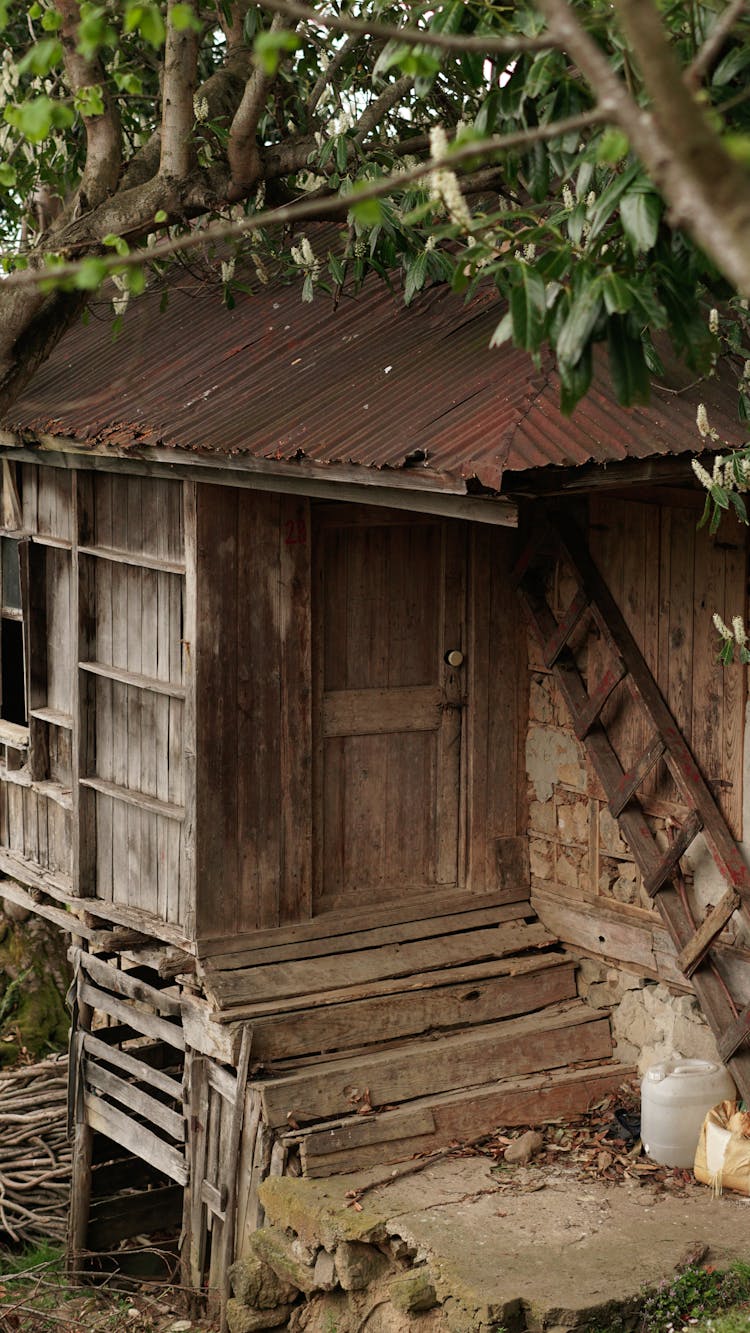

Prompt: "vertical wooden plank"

[435,521,465,887]
[279,495,312,925]
[140,568,158,912]
[181,483,197,938]
[68,976,93,1277]
[237,491,281,932]
[721,534,747,837]
[466,526,490,893]
[27,543,49,781]
[21,463,37,535]
[72,496,97,896]
[194,485,238,939]
[185,1051,209,1294]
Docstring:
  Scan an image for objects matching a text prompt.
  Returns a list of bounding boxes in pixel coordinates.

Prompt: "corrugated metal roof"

[4,268,745,491]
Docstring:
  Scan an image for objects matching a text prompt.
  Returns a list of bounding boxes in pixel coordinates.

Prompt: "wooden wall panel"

[589,495,746,835]
[194,486,312,940]
[466,525,528,895]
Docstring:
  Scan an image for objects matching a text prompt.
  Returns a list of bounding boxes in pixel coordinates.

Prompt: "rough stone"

[258,1177,388,1251]
[250,1227,317,1294]
[526,724,585,802]
[529,837,554,880]
[334,1240,389,1291]
[611,981,721,1072]
[504,1130,543,1165]
[528,798,556,836]
[229,1254,299,1309]
[291,1237,318,1266]
[312,1249,337,1292]
[226,1300,295,1332]
[389,1270,439,1313]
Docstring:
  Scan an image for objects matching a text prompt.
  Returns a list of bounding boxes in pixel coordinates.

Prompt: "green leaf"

[489,311,513,348]
[723,133,750,167]
[328,252,345,286]
[73,256,108,290]
[556,276,603,366]
[348,193,383,227]
[41,9,63,31]
[17,38,63,76]
[170,3,201,32]
[729,490,748,524]
[253,27,301,75]
[510,264,546,352]
[528,141,549,204]
[586,162,640,241]
[74,84,105,117]
[154,208,168,222]
[404,250,428,305]
[712,44,750,87]
[335,134,349,175]
[602,272,632,315]
[4,96,74,143]
[558,343,592,415]
[124,2,166,47]
[125,266,147,295]
[620,188,661,252]
[596,128,629,165]
[113,71,143,95]
[103,233,129,256]
[0,162,16,187]
[607,316,650,405]
[77,5,117,59]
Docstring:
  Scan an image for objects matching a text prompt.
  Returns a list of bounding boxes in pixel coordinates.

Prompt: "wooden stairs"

[515,509,750,1101]
[198,897,630,1181]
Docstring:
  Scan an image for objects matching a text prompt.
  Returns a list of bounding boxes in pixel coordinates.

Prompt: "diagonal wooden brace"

[543,588,590,669]
[571,658,627,740]
[609,734,666,819]
[677,886,741,978]
[643,809,703,898]
[719,1001,750,1063]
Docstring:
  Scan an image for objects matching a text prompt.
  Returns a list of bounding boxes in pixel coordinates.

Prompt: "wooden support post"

[219,1026,252,1333]
[678,887,741,978]
[67,973,93,1278]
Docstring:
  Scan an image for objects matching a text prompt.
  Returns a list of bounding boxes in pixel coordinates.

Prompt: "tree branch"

[256,0,555,55]
[55,0,121,209]
[354,75,414,147]
[686,0,749,89]
[536,0,750,295]
[160,0,200,179]
[227,13,291,199]
[0,108,607,289]
[308,32,362,116]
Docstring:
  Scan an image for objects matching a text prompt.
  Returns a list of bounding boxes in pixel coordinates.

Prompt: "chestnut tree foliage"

[3,0,750,420]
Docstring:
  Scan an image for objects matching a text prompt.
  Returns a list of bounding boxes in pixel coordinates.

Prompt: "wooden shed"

[3,265,750,1309]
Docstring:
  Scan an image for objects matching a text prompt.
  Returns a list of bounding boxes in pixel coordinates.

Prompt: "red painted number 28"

[284,518,308,545]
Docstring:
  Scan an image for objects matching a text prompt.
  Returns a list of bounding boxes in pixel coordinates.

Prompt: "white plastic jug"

[641,1058,736,1168]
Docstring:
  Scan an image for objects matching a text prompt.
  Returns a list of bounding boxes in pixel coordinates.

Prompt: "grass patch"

[641,1262,750,1333]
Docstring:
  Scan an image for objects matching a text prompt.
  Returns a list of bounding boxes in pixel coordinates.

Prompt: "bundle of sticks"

[0,1054,70,1246]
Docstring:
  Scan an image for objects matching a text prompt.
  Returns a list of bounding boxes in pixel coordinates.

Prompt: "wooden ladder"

[515,509,750,1101]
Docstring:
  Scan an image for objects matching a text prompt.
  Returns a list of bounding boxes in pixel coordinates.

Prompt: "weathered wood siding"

[192,490,527,945]
[0,464,189,930]
[528,493,747,970]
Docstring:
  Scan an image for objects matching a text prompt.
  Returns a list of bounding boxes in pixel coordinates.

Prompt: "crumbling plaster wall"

[527,647,750,1068]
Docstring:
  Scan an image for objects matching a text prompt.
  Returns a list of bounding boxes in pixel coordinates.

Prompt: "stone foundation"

[576,955,722,1073]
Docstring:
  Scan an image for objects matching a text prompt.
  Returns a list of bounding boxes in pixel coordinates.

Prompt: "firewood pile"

[0,1054,70,1246]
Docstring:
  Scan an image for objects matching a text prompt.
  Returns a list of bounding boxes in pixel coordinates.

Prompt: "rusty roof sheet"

[4,270,745,491]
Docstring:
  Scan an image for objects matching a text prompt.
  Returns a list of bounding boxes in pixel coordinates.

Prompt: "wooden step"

[257,1000,612,1129]
[206,918,555,1012]
[289,1062,633,1177]
[248,953,577,1061]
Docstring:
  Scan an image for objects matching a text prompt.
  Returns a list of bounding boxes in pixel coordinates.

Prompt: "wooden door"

[313,507,466,913]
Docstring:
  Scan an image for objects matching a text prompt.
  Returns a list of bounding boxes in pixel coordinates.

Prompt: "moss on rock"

[0,910,71,1067]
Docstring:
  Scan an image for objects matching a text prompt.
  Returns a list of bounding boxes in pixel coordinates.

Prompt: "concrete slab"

[259,1157,750,1331]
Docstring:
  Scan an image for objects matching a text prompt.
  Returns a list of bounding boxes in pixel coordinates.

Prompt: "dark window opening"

[1,619,26,726]
[0,539,26,727]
